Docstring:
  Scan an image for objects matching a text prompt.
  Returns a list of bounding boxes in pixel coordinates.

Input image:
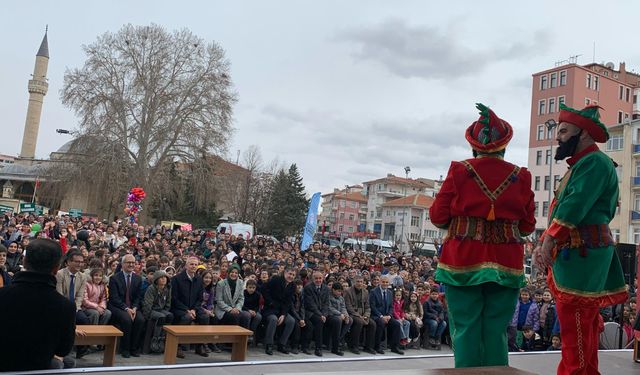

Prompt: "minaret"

[18,28,49,163]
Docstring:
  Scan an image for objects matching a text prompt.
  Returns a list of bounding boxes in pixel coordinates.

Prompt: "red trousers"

[555,301,604,375]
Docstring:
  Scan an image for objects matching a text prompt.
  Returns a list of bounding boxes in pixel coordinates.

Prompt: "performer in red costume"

[430,103,535,367]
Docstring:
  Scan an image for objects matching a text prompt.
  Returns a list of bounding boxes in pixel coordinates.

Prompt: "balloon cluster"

[124,187,146,223]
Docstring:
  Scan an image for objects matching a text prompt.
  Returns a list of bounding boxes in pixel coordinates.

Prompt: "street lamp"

[56,129,76,135]
[544,119,557,219]
[400,166,411,253]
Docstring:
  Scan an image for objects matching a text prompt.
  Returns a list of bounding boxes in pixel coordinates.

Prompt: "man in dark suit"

[108,254,146,358]
[261,267,296,355]
[304,271,331,356]
[369,275,403,354]
[170,256,208,357]
[0,239,76,371]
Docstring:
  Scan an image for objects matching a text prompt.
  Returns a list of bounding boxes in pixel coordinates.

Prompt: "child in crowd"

[416,283,430,304]
[404,291,424,346]
[423,289,447,349]
[242,278,262,342]
[537,289,556,347]
[547,334,562,351]
[328,282,352,355]
[82,268,111,325]
[509,288,539,351]
[142,270,173,353]
[392,289,411,347]
[519,326,542,352]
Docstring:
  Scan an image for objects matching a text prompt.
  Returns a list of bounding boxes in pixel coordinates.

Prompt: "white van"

[216,222,254,240]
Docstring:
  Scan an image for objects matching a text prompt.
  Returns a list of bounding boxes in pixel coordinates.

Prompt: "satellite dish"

[605,62,615,69]
[599,322,628,349]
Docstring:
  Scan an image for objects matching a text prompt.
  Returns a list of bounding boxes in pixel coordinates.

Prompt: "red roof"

[335,191,367,203]
[382,194,434,208]
[364,175,428,188]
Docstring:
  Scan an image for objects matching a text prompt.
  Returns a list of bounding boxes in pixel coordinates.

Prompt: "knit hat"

[558,103,609,142]
[465,103,513,153]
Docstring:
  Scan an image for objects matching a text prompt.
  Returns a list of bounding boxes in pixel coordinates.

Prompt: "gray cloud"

[337,19,551,80]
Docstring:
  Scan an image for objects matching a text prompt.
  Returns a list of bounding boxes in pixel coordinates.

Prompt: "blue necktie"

[69,274,75,305]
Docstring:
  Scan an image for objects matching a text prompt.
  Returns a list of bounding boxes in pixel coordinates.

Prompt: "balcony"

[632,211,640,221]
[377,189,405,198]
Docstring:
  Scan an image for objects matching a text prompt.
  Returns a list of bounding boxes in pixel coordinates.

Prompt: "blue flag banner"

[301,192,321,252]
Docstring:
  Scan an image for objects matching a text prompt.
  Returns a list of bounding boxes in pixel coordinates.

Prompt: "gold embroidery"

[552,218,576,229]
[438,262,523,276]
[551,272,628,297]
[576,310,585,369]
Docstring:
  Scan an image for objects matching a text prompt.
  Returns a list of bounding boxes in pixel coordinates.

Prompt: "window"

[619,85,624,100]
[559,70,567,86]
[611,229,620,243]
[636,160,640,177]
[625,113,630,120]
[635,194,640,211]
[536,150,542,165]
[411,216,420,226]
[348,226,354,233]
[606,134,623,151]
[558,96,565,106]
[537,125,545,140]
[585,98,591,106]
[593,76,599,91]
[348,214,354,221]
[370,211,374,218]
[340,200,346,207]
[350,201,357,208]
[339,213,345,219]
[634,94,638,105]
[548,97,556,113]
[546,125,555,139]
[634,227,640,244]
[550,72,557,88]
[410,233,418,240]
[618,111,624,124]
[538,100,546,115]
[554,175,560,190]
[540,75,548,90]
[534,202,539,217]
[338,225,344,232]
[542,201,549,217]
[534,176,540,191]
[544,176,550,191]
[626,88,631,102]
[586,73,592,89]
[545,149,552,165]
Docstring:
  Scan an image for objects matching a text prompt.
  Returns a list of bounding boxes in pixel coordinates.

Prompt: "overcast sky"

[2,1,640,196]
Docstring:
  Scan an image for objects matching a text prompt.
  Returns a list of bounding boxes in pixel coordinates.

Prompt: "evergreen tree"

[265,169,290,239]
[265,164,309,239]
[286,164,309,236]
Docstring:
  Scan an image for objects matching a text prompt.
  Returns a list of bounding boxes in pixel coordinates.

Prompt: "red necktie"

[125,273,131,307]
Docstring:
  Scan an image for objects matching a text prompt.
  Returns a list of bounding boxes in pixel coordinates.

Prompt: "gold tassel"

[487,203,496,221]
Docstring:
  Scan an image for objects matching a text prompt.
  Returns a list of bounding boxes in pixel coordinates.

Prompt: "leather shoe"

[196,345,209,357]
[302,348,313,355]
[314,348,323,357]
[290,347,299,354]
[121,351,131,358]
[364,348,377,355]
[277,344,290,354]
[375,348,385,354]
[130,350,140,357]
[265,344,273,355]
[176,348,185,359]
[391,347,404,355]
[350,347,361,354]
[331,349,344,356]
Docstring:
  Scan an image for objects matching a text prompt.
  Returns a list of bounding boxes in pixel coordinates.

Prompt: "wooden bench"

[74,325,123,367]
[163,325,253,365]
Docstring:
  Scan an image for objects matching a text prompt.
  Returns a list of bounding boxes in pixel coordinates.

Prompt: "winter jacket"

[510,299,540,331]
[82,281,107,310]
[328,293,348,317]
[142,284,172,320]
[424,298,445,321]
[392,299,405,320]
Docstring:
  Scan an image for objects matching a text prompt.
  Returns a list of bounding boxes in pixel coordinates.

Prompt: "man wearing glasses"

[108,254,146,358]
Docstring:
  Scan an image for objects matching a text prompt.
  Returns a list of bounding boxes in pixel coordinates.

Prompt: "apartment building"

[381,193,444,252]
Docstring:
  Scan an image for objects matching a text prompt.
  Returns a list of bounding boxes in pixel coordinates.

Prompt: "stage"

[8,350,637,375]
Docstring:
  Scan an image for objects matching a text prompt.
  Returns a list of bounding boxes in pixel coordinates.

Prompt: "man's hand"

[383,315,391,323]
[188,309,196,320]
[230,307,240,315]
[534,236,556,271]
[320,315,326,323]
[277,315,285,326]
[75,328,87,337]
[299,320,306,328]
[249,310,256,317]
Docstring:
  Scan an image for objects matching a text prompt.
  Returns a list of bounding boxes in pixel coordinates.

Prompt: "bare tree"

[56,24,236,221]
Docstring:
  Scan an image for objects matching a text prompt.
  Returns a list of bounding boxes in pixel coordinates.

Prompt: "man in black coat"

[303,271,331,356]
[108,254,146,358]
[0,239,76,371]
[369,275,403,354]
[170,256,208,357]
[261,267,296,355]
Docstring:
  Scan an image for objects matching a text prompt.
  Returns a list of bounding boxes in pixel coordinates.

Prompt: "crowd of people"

[0,211,637,370]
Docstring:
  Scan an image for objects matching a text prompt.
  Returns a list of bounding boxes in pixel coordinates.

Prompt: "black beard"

[554,132,581,160]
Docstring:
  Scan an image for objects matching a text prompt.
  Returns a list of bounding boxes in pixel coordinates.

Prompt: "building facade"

[527,61,640,234]
[318,186,367,238]
[604,119,640,244]
[380,193,443,252]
